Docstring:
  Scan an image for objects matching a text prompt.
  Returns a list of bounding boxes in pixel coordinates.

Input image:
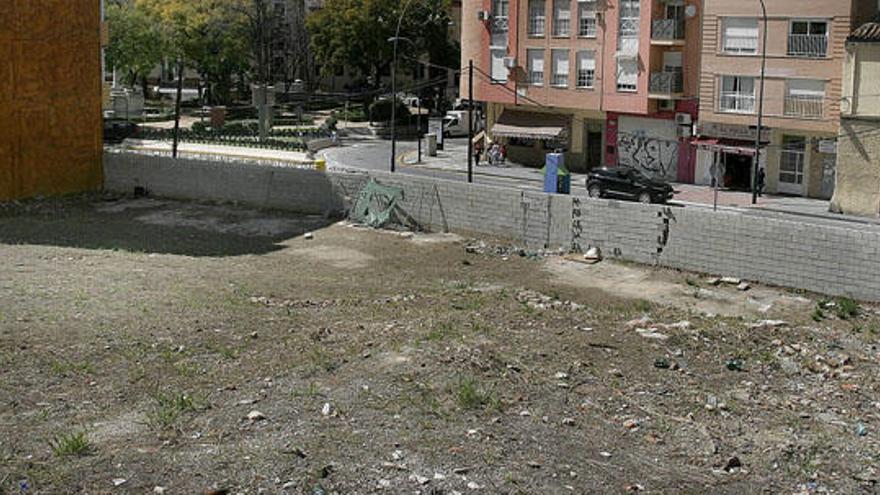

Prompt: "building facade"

[695,0,876,198]
[832,16,880,217]
[461,0,703,175]
[0,0,104,201]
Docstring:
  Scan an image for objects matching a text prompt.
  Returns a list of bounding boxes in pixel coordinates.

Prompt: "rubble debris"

[515,290,583,311]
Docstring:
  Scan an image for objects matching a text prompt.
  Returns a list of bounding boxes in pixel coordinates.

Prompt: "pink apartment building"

[694,0,875,198]
[461,0,703,178]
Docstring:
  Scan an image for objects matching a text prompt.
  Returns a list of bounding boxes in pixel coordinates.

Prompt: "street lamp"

[389,0,416,173]
[752,0,768,204]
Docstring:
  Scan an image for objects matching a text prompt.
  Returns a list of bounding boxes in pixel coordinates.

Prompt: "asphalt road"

[320,136,568,193]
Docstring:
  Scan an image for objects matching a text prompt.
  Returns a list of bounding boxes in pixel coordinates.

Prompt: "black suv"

[586,167,674,204]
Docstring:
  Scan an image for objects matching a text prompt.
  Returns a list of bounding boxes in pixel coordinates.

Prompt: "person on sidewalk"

[474,141,482,166]
[757,168,766,198]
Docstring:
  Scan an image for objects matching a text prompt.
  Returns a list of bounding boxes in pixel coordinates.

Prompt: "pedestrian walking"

[757,168,766,198]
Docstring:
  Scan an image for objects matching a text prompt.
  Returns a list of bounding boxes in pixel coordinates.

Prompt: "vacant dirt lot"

[1,196,878,494]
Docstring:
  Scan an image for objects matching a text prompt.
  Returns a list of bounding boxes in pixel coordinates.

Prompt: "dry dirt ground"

[1,196,879,495]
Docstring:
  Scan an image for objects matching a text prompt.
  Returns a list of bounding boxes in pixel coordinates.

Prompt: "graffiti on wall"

[617,132,679,181]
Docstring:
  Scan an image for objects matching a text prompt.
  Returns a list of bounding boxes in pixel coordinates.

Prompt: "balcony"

[787,34,828,58]
[649,71,684,98]
[651,19,685,44]
[784,95,824,119]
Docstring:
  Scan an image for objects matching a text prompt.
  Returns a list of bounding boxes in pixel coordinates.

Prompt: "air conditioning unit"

[674,113,692,125]
[503,56,517,68]
[477,11,491,21]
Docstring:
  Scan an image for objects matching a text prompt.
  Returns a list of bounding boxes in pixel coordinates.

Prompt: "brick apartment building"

[695,0,876,198]
[461,0,702,176]
[461,0,879,198]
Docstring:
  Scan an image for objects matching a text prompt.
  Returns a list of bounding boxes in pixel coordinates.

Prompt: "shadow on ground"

[0,195,334,257]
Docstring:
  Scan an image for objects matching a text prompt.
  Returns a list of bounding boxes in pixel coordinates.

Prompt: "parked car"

[586,167,674,204]
[103,119,140,144]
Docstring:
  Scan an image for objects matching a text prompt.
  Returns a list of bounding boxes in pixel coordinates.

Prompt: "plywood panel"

[0,0,102,201]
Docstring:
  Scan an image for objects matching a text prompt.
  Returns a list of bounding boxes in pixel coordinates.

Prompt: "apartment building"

[695,0,876,198]
[461,0,702,176]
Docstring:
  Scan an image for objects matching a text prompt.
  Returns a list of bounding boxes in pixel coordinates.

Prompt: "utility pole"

[752,0,768,204]
[172,58,184,158]
[467,59,474,184]
[417,95,422,163]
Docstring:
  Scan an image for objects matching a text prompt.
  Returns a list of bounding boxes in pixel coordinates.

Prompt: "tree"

[136,0,251,104]
[105,1,166,97]
[306,0,458,90]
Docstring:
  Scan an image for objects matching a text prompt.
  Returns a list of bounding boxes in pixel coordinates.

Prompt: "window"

[719,75,756,113]
[617,0,640,89]
[527,49,545,86]
[618,0,640,38]
[789,20,828,57]
[553,0,571,37]
[578,0,597,37]
[551,49,569,87]
[780,136,806,186]
[490,0,509,82]
[490,0,509,47]
[576,51,595,88]
[722,18,759,54]
[528,0,546,36]
[785,79,825,118]
[617,59,638,92]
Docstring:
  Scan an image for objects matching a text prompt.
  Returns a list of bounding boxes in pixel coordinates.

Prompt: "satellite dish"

[685,5,697,18]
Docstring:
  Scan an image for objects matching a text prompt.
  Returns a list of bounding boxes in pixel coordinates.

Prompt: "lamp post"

[389,0,416,173]
[752,0,768,204]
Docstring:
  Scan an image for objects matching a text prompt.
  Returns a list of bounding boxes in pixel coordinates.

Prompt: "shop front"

[694,122,771,191]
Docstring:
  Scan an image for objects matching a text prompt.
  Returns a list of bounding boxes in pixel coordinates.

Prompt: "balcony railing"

[651,19,685,41]
[784,95,824,119]
[787,34,828,58]
[719,92,756,113]
[649,71,684,94]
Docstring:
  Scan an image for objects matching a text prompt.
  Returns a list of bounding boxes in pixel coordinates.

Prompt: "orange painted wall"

[0,0,103,202]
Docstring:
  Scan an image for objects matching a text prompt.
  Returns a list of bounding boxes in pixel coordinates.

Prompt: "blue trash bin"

[543,153,570,195]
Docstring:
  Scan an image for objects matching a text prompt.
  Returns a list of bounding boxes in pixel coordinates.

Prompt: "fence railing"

[651,19,685,41]
[784,95,824,119]
[649,71,684,94]
[787,34,828,57]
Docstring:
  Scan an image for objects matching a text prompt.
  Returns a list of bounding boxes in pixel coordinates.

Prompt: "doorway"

[586,131,603,170]
[723,152,753,191]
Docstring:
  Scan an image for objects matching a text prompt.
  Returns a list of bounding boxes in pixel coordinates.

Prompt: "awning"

[491,110,568,140]
[692,137,757,156]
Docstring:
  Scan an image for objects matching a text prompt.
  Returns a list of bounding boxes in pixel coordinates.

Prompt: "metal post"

[752,0,768,204]
[417,96,422,163]
[172,58,184,159]
[390,38,398,173]
[467,59,474,184]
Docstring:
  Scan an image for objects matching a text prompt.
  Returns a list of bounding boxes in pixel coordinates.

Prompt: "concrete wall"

[832,117,880,217]
[0,0,104,201]
[103,152,880,301]
[103,152,350,216]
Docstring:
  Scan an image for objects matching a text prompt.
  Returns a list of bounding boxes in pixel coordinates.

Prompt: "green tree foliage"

[105,1,166,97]
[135,0,251,104]
[307,0,459,89]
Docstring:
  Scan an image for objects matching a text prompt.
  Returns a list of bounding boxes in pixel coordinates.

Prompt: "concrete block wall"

[103,152,880,301]
[104,152,347,216]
